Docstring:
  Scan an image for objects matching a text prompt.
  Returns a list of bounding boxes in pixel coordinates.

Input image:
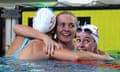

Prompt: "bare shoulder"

[5,35,24,56]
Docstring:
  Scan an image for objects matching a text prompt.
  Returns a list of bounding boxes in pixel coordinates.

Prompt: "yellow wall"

[55,10,120,52]
[22,11,36,26]
[22,9,120,52]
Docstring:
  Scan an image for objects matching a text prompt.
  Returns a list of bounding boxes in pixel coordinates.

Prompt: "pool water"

[0,57,120,72]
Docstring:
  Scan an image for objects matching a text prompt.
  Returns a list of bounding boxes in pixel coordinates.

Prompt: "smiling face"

[75,32,97,52]
[56,13,77,43]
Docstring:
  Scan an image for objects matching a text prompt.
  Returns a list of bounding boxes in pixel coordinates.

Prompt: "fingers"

[42,38,48,55]
[42,36,60,57]
[43,38,54,56]
[50,41,54,56]
[48,40,56,56]
[47,39,52,56]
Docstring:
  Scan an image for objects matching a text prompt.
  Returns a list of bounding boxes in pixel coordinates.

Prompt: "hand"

[41,34,60,56]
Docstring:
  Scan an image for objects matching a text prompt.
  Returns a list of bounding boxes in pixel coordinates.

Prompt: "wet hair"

[53,11,78,31]
[56,11,78,26]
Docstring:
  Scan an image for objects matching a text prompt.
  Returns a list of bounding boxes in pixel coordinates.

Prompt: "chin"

[62,40,71,43]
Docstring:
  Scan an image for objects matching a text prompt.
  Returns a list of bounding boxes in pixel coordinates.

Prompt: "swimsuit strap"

[11,37,29,58]
[73,47,77,52]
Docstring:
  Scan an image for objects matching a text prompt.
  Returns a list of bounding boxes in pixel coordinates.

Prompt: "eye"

[83,39,90,44]
[76,39,81,43]
[60,23,65,27]
[69,23,75,28]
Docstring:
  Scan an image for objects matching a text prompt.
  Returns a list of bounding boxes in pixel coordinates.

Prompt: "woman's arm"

[94,49,114,60]
[13,24,46,39]
[13,24,59,55]
[52,48,114,61]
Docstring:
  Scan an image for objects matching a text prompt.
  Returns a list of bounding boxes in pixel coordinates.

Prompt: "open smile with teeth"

[63,33,71,37]
[64,33,70,36]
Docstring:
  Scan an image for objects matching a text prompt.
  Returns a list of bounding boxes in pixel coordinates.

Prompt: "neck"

[58,41,74,50]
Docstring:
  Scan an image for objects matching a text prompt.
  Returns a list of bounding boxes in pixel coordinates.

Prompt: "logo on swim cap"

[33,8,56,33]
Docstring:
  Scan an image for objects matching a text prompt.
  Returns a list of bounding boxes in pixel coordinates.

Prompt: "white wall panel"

[96,0,120,4]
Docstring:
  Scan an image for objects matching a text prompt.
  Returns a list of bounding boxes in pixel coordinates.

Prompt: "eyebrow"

[84,37,91,39]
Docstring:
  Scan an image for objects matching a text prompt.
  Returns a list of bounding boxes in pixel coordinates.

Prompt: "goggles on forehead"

[77,28,98,37]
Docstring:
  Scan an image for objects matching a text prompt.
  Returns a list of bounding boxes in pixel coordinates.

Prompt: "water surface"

[0,57,120,72]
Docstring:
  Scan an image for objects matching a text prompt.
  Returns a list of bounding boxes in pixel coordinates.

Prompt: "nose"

[64,25,70,31]
[79,42,85,48]
[77,41,85,50]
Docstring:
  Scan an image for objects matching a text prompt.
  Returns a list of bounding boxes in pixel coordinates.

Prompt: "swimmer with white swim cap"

[33,8,56,33]
[8,8,56,59]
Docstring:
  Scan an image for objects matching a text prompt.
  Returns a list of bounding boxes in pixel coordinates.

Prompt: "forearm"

[51,49,114,61]
[13,24,47,39]
[77,51,114,61]
[51,48,106,61]
[52,49,79,61]
[95,49,114,60]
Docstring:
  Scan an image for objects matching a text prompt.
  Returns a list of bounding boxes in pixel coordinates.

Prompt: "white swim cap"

[33,8,56,33]
[81,24,99,44]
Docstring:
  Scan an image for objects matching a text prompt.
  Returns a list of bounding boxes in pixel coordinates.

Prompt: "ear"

[93,43,98,53]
